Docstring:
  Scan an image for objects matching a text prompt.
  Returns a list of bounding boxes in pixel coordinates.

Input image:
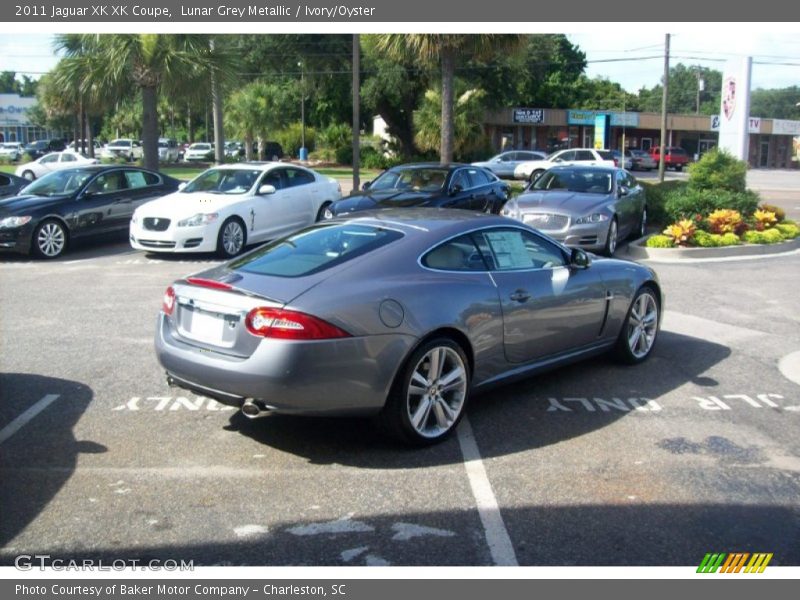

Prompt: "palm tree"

[58,34,228,170]
[413,87,488,161]
[375,35,525,163]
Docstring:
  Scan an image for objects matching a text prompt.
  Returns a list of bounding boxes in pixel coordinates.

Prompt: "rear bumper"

[155,313,416,416]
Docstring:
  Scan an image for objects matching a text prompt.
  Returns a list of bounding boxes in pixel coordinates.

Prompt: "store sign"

[0,105,28,114]
[594,114,608,149]
[610,112,639,127]
[772,119,800,135]
[512,108,545,124]
[717,57,752,160]
[568,110,595,125]
[711,115,761,133]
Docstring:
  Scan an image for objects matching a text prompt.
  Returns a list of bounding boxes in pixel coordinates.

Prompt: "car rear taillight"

[162,286,176,316]
[185,277,233,290]
[245,307,351,340]
[613,158,619,167]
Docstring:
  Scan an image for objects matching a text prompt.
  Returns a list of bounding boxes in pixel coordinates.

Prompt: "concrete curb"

[622,234,800,262]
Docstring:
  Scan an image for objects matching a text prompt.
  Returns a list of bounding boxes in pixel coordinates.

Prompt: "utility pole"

[352,34,360,193]
[658,33,670,183]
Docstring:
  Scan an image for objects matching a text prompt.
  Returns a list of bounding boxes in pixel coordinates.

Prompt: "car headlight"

[322,207,335,220]
[0,216,32,229]
[574,213,610,225]
[177,213,219,227]
[501,201,520,220]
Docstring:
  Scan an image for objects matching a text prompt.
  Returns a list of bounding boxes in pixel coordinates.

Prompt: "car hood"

[0,194,70,215]
[515,190,611,214]
[136,191,243,218]
[332,189,442,214]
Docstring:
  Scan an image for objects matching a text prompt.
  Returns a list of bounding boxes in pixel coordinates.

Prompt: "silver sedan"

[156,209,662,445]
[503,165,647,256]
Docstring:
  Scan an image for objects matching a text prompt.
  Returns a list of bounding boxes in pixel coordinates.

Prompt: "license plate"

[187,309,225,344]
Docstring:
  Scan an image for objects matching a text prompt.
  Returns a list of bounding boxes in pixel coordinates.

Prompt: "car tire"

[216,217,247,258]
[613,286,660,365]
[32,219,68,259]
[529,169,545,183]
[22,170,35,181]
[674,165,683,172]
[603,218,618,257]
[316,202,332,222]
[379,337,471,446]
[633,207,647,240]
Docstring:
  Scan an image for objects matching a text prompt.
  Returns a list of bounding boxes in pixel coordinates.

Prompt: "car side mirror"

[570,248,591,269]
[618,185,630,197]
[178,182,187,190]
[449,184,463,196]
[258,184,276,195]
[362,181,372,191]
[553,157,563,163]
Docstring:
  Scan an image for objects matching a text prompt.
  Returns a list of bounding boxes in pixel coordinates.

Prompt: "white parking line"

[0,394,60,444]
[456,416,518,566]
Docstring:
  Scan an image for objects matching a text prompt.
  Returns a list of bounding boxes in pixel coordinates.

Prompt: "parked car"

[130,162,342,258]
[14,151,100,181]
[67,140,103,156]
[155,209,662,445]
[102,139,143,162]
[502,165,646,256]
[158,138,179,163]
[224,141,243,159]
[649,146,689,171]
[23,139,66,160]
[0,172,29,199]
[0,142,25,161]
[623,149,657,171]
[324,163,510,220]
[514,148,617,181]
[0,165,181,259]
[183,143,214,162]
[471,150,547,179]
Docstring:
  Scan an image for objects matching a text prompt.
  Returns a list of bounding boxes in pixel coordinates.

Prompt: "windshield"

[369,167,448,193]
[231,223,403,278]
[190,144,211,150]
[531,169,613,195]
[21,169,95,197]
[182,169,261,194]
[109,140,131,147]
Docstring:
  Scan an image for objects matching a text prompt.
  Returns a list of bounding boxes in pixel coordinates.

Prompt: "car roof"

[547,164,618,173]
[385,162,476,171]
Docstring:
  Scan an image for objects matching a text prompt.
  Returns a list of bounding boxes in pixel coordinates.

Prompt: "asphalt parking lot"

[1,177,799,567]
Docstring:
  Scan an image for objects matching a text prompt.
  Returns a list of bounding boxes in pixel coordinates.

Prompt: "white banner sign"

[772,119,800,136]
[717,57,753,160]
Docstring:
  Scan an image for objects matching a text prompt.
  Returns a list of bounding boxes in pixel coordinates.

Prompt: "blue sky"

[1,32,798,93]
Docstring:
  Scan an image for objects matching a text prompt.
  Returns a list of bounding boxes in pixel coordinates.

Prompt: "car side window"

[422,234,487,272]
[450,170,471,191]
[0,175,9,186]
[575,150,596,161]
[261,169,284,191]
[467,168,490,188]
[60,153,77,162]
[473,228,567,271]
[124,170,160,189]
[85,171,127,195]
[285,168,315,187]
[41,154,58,164]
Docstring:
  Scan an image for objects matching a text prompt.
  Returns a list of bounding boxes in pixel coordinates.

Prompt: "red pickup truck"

[649,146,690,171]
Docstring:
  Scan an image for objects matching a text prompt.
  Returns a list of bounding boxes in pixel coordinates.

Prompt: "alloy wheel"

[626,291,658,359]
[36,221,66,258]
[221,220,244,256]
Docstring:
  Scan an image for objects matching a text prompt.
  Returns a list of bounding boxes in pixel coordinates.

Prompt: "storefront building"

[482,107,800,169]
[0,94,65,144]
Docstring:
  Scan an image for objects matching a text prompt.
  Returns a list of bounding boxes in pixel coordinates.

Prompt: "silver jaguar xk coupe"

[156,209,662,445]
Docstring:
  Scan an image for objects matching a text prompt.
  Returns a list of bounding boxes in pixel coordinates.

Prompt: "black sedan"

[323,163,511,219]
[0,172,29,200]
[0,165,181,259]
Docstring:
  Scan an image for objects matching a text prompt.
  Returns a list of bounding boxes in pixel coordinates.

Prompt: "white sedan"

[514,148,617,181]
[130,163,342,257]
[14,151,99,180]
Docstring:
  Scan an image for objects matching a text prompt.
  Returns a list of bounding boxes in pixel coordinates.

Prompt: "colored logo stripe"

[697,552,773,573]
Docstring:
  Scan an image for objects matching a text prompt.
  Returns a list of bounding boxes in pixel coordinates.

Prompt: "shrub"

[707,209,743,234]
[273,123,316,158]
[743,229,785,244]
[645,235,675,248]
[688,149,747,193]
[694,231,741,247]
[664,188,760,222]
[317,123,352,150]
[662,219,697,246]
[641,180,688,227]
[759,203,785,222]
[753,209,777,229]
[775,222,799,239]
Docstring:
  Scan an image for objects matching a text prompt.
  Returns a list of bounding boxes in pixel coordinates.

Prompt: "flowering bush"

[759,203,785,222]
[662,219,696,246]
[706,209,743,234]
[753,209,777,230]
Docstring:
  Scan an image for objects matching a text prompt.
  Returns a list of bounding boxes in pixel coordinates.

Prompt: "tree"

[226,80,298,159]
[750,86,800,119]
[637,64,722,114]
[413,86,489,161]
[57,34,228,170]
[374,35,526,163]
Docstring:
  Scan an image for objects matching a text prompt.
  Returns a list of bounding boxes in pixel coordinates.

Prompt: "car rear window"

[596,151,615,160]
[669,148,687,155]
[230,223,403,278]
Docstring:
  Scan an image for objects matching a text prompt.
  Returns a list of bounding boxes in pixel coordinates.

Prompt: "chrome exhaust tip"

[242,399,271,419]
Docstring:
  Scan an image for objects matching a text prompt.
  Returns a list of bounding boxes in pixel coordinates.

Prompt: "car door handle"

[510,289,531,303]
